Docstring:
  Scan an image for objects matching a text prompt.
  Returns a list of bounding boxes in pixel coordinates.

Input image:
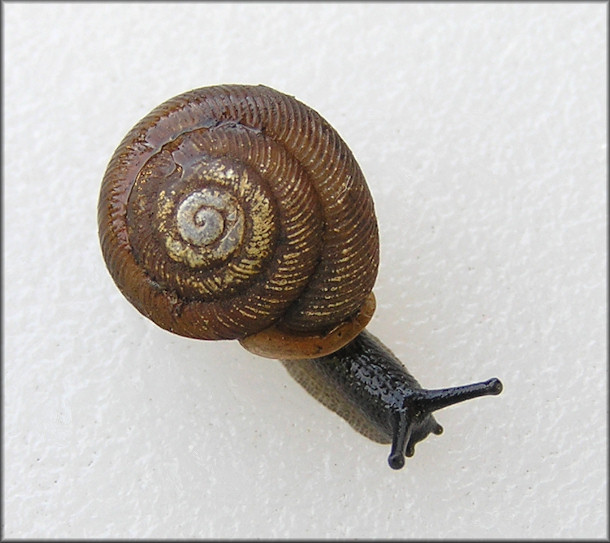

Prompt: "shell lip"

[239,292,376,360]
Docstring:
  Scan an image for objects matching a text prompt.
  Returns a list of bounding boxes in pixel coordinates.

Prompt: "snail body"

[282,331,501,469]
[98,84,502,470]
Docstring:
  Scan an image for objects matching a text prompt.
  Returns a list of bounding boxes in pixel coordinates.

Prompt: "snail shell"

[98,85,379,345]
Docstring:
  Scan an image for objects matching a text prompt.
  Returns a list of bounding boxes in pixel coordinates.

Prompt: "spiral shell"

[98,85,379,341]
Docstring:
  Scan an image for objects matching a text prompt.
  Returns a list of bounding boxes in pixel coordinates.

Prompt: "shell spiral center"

[172,188,245,264]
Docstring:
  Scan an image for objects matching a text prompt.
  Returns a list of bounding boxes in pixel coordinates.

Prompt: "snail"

[98,84,503,470]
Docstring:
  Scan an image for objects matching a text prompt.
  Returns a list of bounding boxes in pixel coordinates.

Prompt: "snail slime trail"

[98,84,503,470]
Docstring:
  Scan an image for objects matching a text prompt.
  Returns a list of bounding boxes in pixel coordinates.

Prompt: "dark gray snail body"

[283,331,502,469]
[98,84,502,470]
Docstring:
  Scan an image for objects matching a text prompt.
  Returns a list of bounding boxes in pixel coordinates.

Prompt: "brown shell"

[98,84,379,341]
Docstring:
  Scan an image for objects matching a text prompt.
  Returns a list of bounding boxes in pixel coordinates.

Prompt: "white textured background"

[4,3,607,539]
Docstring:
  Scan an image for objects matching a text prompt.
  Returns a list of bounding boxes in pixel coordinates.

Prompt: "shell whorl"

[98,85,379,341]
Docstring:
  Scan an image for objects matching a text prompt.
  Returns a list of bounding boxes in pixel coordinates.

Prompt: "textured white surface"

[4,3,607,539]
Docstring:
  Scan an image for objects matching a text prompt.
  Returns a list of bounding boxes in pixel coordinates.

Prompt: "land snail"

[98,84,503,470]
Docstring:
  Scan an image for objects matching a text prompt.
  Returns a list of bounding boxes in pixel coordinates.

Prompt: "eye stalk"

[387,377,502,469]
